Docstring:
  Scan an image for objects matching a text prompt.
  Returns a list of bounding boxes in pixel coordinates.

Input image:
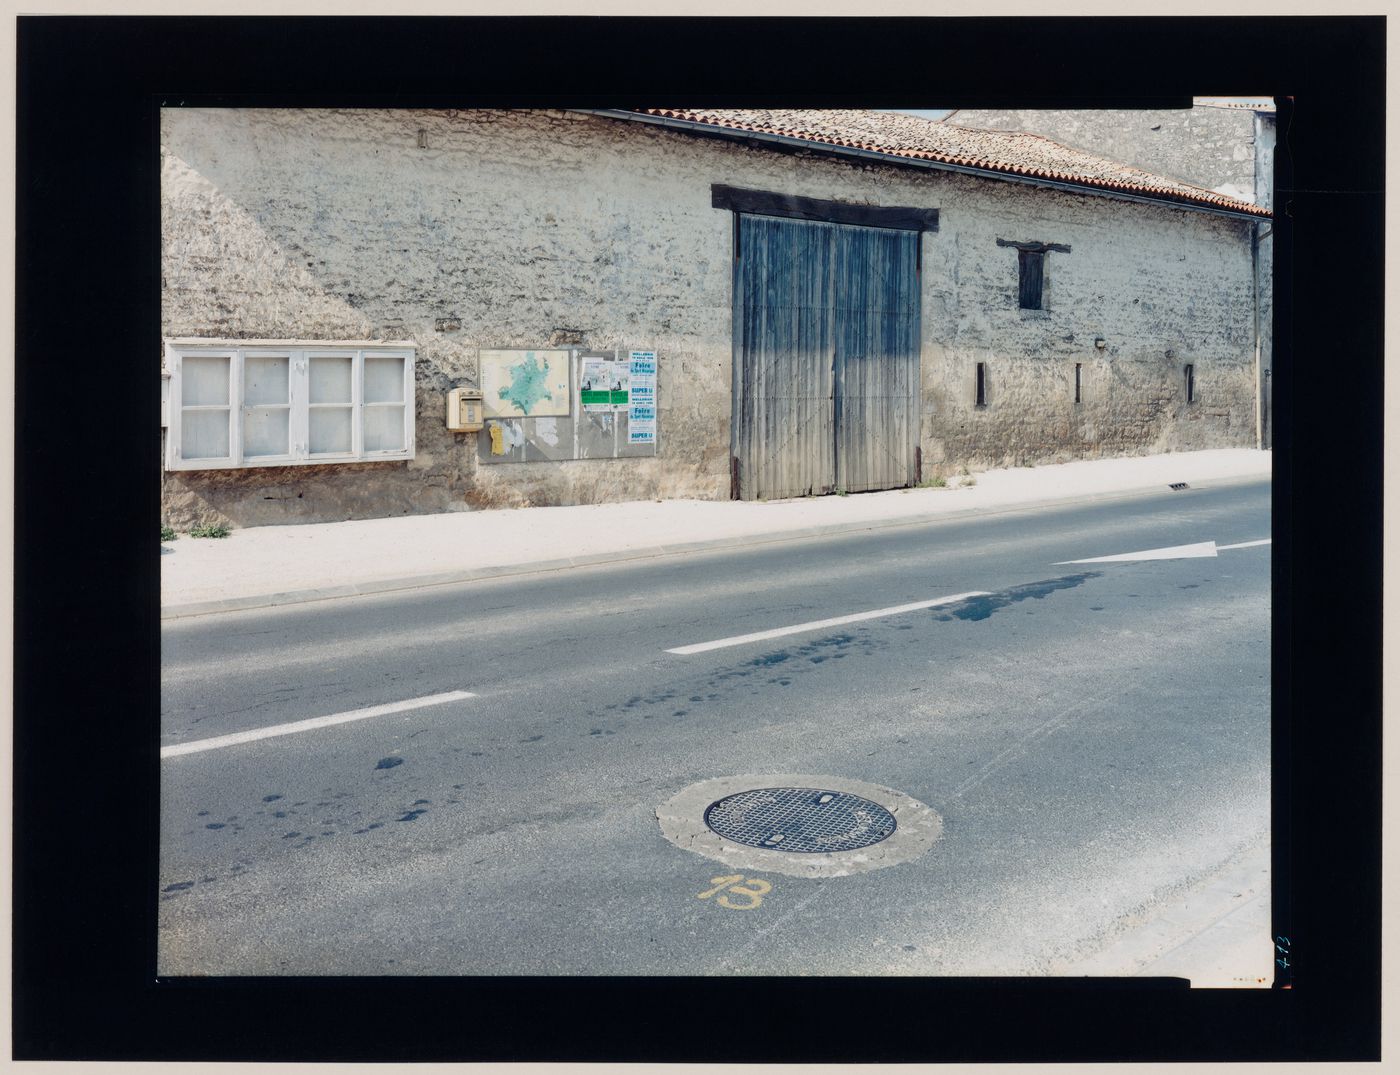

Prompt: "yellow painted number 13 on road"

[697,874,772,910]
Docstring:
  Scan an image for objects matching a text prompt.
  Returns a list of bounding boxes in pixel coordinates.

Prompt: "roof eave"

[574,108,1269,223]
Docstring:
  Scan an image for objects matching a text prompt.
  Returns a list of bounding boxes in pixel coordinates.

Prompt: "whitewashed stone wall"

[942,103,1274,449]
[919,164,1255,469]
[161,108,1258,527]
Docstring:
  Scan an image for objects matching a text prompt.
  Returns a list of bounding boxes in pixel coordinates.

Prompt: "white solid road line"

[161,689,477,759]
[666,591,990,655]
[1217,538,1272,551]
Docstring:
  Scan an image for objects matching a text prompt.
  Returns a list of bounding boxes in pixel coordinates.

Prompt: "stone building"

[941,98,1275,447]
[160,107,1271,528]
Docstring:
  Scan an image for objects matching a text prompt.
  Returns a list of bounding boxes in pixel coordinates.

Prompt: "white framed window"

[164,340,416,470]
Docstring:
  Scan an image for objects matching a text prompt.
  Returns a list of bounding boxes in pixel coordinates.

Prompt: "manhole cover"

[703,787,897,853]
[657,773,942,877]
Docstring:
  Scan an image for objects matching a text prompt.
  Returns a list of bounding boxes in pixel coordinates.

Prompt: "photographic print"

[157,103,1276,982]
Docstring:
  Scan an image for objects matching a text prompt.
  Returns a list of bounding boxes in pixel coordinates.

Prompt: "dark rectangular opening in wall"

[1018,249,1044,310]
[1074,363,1082,404]
[998,239,1068,311]
[1184,363,1195,403]
[976,362,986,407]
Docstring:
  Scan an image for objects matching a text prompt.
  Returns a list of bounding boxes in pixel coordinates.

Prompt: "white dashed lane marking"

[665,591,990,655]
[161,689,477,758]
[671,537,1270,655]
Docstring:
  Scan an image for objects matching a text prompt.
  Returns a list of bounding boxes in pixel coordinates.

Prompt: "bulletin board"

[478,348,659,465]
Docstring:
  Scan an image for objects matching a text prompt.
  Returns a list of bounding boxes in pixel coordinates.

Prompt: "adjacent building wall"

[161,108,1258,527]
[942,104,1266,203]
[1254,111,1276,449]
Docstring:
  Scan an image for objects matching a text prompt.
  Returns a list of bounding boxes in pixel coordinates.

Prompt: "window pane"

[244,355,290,406]
[364,405,405,451]
[182,356,230,406]
[183,408,230,459]
[243,407,290,457]
[309,407,353,454]
[310,356,353,404]
[364,356,405,404]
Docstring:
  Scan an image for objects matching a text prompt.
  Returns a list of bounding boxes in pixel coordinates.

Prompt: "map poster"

[580,358,630,411]
[480,349,572,419]
[628,351,657,444]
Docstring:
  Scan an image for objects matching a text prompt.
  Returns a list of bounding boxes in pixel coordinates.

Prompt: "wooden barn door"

[734,214,920,500]
[832,224,921,493]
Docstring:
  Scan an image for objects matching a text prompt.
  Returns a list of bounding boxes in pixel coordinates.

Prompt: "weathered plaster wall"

[919,168,1255,470]
[162,108,1258,526]
[162,108,735,526]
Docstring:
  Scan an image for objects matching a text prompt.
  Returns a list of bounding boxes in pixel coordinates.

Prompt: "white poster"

[628,351,657,444]
[580,358,630,412]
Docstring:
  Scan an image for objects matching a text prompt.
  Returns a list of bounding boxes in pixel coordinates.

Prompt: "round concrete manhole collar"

[657,773,942,878]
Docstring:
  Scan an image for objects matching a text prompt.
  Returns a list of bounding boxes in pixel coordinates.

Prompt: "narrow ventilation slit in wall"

[1184,363,1196,404]
[975,362,987,407]
[1074,363,1082,404]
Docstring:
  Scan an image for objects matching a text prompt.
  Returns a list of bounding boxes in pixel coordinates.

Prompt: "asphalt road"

[160,479,1271,976]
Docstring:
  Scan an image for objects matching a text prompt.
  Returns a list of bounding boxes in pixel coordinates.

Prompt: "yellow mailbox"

[446,386,484,432]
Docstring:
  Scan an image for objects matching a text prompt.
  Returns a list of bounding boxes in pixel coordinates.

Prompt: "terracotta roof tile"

[635,108,1269,218]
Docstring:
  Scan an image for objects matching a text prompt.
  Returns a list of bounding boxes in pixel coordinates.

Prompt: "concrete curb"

[160,472,1269,620]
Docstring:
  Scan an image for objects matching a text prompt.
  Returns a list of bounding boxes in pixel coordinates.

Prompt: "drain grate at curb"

[1168,482,1190,491]
[704,788,897,853]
